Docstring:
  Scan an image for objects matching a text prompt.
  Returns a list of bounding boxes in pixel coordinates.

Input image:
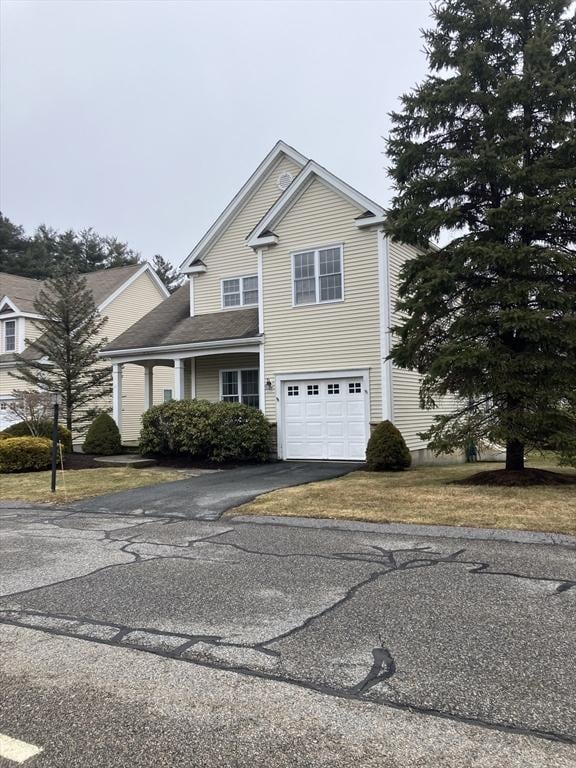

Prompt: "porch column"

[112,363,123,431]
[174,358,185,400]
[143,365,154,411]
[190,358,196,399]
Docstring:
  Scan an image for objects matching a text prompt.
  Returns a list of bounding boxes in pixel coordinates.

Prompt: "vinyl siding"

[262,177,382,422]
[195,353,259,402]
[101,270,172,442]
[388,239,457,450]
[193,155,303,315]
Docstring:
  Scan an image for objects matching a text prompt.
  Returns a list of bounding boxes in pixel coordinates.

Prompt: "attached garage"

[278,371,369,461]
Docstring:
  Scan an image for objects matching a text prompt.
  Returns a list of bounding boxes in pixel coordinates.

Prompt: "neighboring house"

[0,264,171,440]
[103,141,457,463]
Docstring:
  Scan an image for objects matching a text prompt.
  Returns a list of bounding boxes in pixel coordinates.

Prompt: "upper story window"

[3,320,16,352]
[221,275,258,309]
[293,245,343,306]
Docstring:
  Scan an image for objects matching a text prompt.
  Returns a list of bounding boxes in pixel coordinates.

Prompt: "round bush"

[366,420,412,471]
[3,420,73,453]
[139,399,271,463]
[140,399,213,458]
[206,401,271,463]
[0,436,52,473]
[83,413,122,455]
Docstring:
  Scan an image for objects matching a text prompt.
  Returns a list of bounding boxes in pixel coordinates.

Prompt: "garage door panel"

[282,377,367,461]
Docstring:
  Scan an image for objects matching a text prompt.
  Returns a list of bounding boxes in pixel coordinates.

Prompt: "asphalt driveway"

[0,506,574,767]
[71,461,360,519]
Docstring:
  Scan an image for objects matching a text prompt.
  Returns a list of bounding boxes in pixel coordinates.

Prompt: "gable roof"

[0,273,42,314]
[0,263,169,364]
[0,263,167,316]
[179,140,308,271]
[247,160,385,249]
[104,284,259,353]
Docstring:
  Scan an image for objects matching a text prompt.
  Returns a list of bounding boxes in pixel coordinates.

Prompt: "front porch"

[110,347,263,438]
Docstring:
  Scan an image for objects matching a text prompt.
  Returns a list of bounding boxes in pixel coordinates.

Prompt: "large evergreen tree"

[0,213,141,278]
[386,0,576,472]
[10,264,112,434]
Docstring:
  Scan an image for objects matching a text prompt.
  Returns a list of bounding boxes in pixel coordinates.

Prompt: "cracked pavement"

[0,504,575,767]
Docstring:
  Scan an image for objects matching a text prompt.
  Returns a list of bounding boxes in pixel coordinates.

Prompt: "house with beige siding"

[103,141,457,463]
[0,264,171,441]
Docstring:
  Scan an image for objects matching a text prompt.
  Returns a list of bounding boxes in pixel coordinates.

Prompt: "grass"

[231,458,576,537]
[0,467,187,504]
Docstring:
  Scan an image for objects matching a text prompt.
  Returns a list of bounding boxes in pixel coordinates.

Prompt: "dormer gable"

[247,160,385,249]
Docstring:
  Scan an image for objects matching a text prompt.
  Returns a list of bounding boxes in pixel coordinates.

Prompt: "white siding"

[194,155,303,315]
[262,177,382,424]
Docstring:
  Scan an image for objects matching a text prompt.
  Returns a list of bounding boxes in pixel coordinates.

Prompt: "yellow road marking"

[0,734,43,763]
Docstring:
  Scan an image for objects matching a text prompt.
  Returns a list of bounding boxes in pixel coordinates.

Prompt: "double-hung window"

[293,245,343,305]
[4,320,16,352]
[221,275,258,308]
[220,369,259,408]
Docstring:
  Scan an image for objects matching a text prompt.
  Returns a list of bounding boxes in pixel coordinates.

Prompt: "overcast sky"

[1,0,433,267]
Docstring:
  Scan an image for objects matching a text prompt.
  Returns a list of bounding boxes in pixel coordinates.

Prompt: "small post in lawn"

[50,390,62,493]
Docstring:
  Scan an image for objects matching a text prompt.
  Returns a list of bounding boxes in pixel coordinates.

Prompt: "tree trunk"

[506,439,525,471]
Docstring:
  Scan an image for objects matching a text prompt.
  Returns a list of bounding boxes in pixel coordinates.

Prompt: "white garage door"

[281,377,367,460]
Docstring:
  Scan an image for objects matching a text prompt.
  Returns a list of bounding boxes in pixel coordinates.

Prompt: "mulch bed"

[453,468,576,487]
[62,453,102,470]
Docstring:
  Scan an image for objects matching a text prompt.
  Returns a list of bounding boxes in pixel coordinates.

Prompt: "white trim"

[248,160,384,249]
[98,263,169,312]
[106,343,262,366]
[112,363,123,430]
[0,310,43,321]
[378,229,393,422]
[275,368,371,460]
[174,358,185,400]
[143,366,154,410]
[0,296,20,313]
[180,140,307,270]
[220,274,259,310]
[291,244,344,307]
[252,234,278,247]
[258,344,265,415]
[189,277,195,317]
[257,249,264,335]
[102,335,263,358]
[181,263,207,275]
[355,215,388,229]
[219,366,260,408]
[190,357,196,398]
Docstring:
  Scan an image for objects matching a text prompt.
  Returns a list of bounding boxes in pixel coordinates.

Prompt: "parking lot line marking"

[0,734,43,763]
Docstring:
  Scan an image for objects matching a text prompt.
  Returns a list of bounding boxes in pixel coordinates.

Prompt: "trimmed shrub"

[366,420,412,471]
[206,401,271,463]
[3,420,73,453]
[83,413,122,455]
[139,399,271,463]
[140,399,213,458]
[0,436,52,473]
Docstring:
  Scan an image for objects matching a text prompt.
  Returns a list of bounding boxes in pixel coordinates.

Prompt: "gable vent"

[277,171,293,191]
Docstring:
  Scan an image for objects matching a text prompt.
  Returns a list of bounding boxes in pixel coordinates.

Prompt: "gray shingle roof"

[0,273,42,313]
[0,264,147,364]
[0,264,143,314]
[104,284,260,352]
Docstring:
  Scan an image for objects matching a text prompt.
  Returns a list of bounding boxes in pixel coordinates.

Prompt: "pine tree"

[385,0,576,473]
[10,263,112,434]
[152,254,182,293]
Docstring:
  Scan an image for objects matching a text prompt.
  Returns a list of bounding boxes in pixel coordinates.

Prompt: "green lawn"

[0,467,187,504]
[231,458,576,536]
